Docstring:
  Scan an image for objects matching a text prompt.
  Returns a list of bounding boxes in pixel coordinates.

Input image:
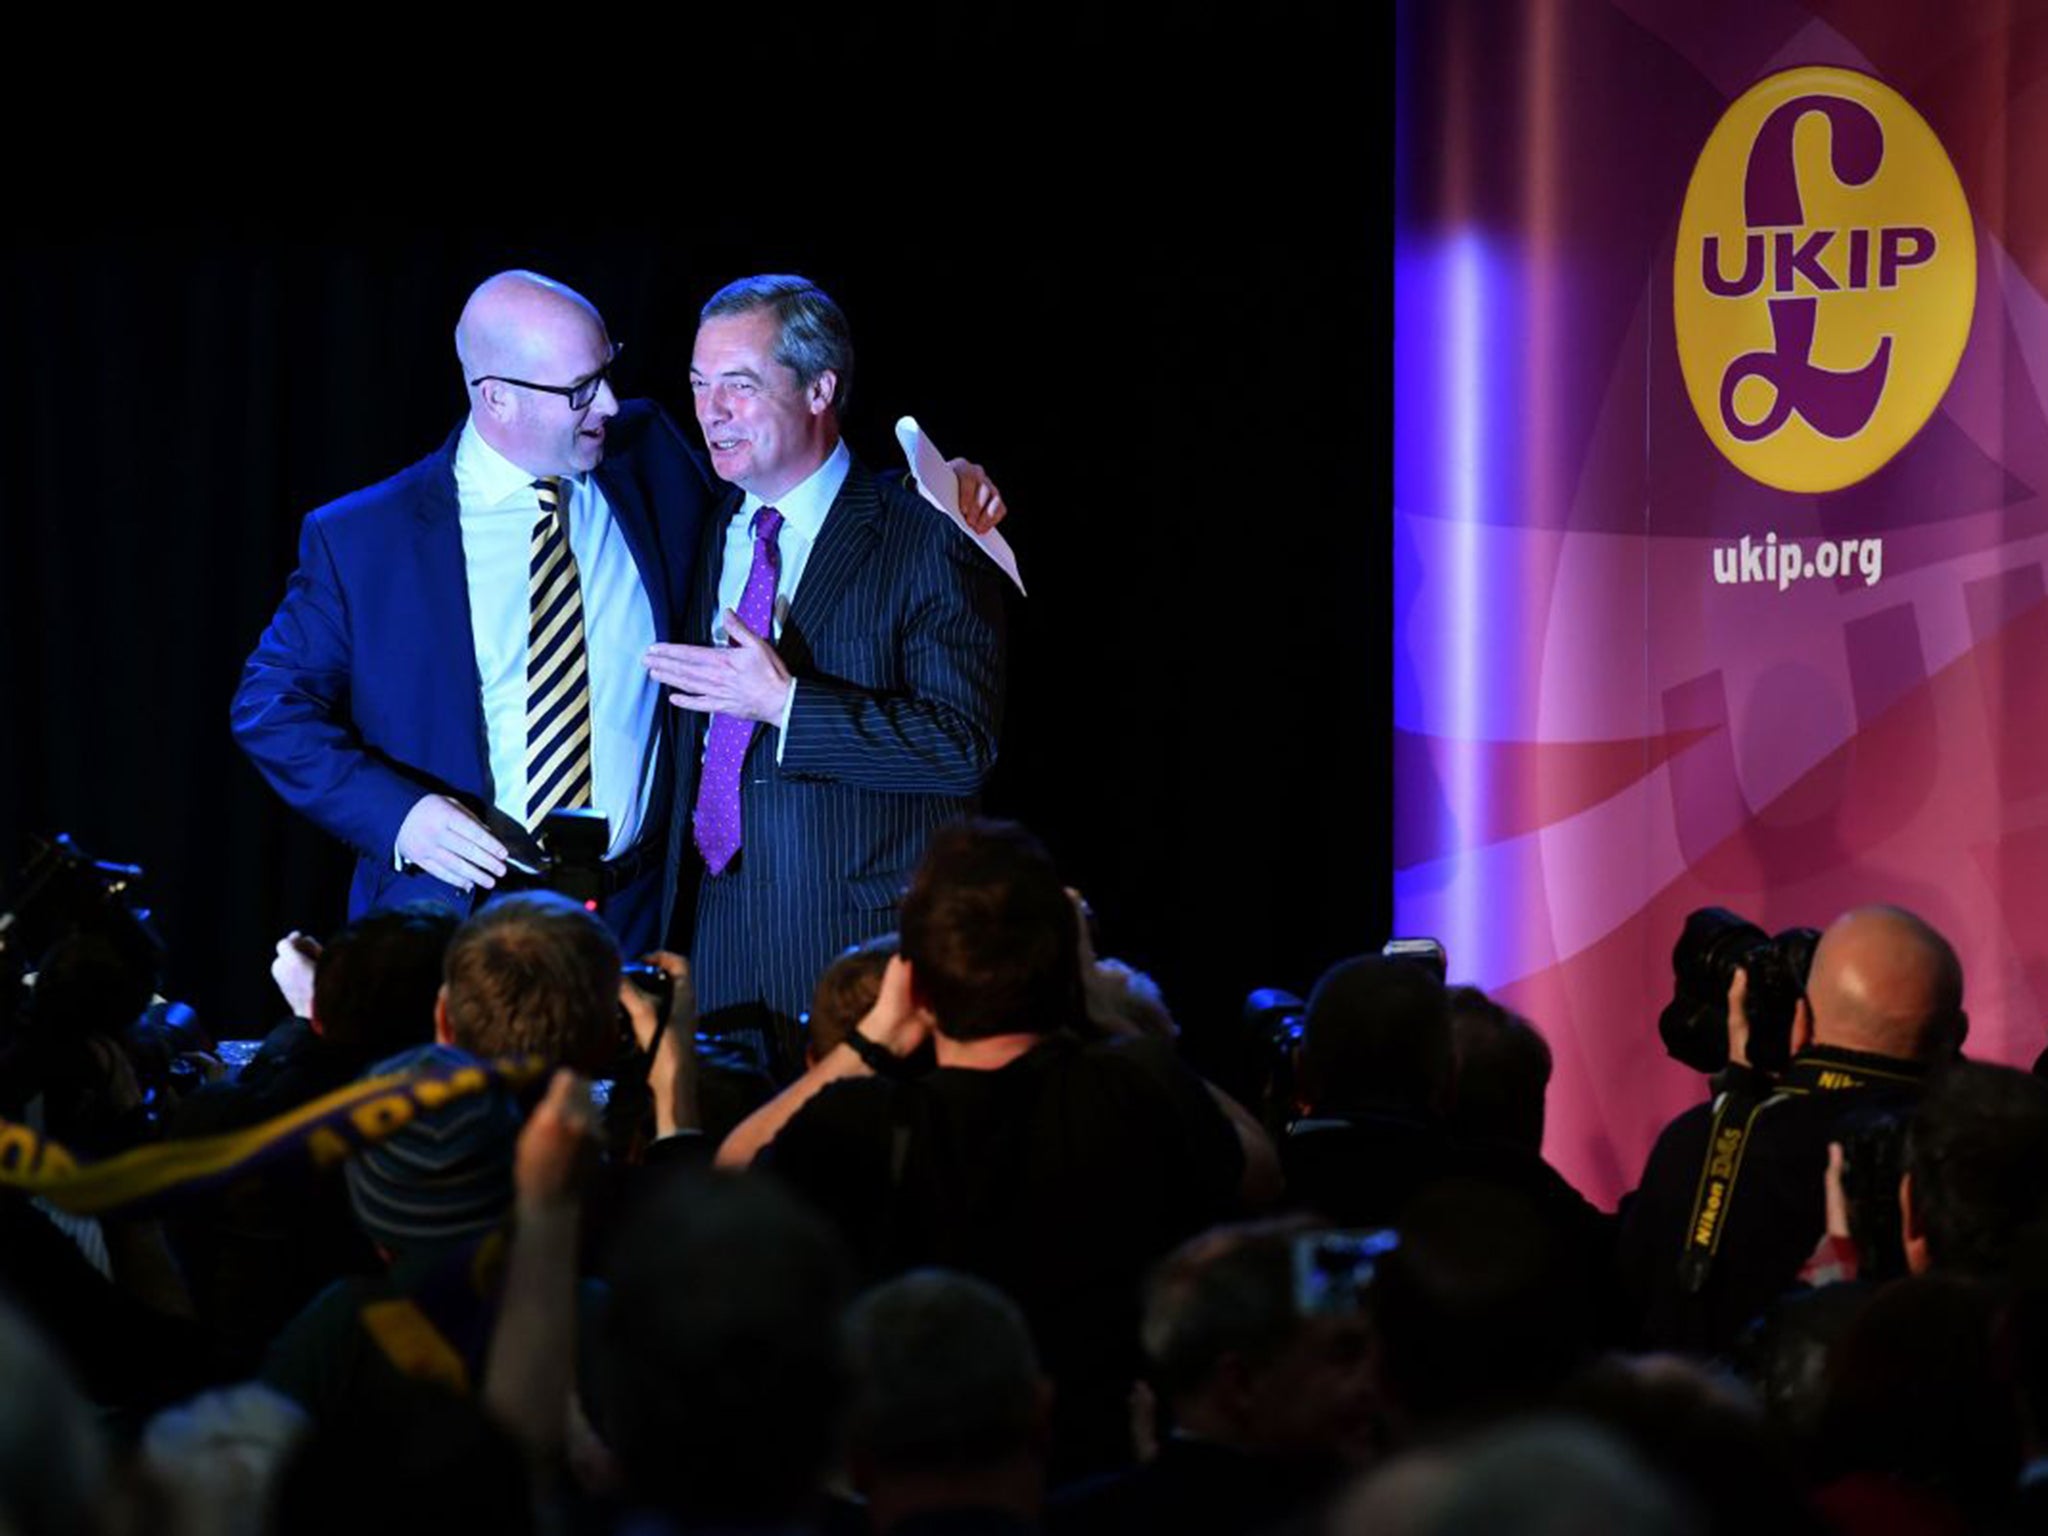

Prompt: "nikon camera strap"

[1678,1050,1923,1295]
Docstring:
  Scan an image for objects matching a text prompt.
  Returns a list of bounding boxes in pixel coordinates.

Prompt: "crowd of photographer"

[4,827,2048,1533]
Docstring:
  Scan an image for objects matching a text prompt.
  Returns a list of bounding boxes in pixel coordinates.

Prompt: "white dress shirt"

[455,419,658,859]
[710,438,851,745]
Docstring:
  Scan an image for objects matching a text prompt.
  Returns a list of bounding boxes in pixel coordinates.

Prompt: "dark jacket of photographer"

[1615,1044,1929,1355]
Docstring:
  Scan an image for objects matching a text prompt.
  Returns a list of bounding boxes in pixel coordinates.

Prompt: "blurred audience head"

[0,1291,112,1536]
[1444,986,1550,1153]
[23,932,160,1153]
[1332,1418,1694,1536]
[313,903,457,1058]
[807,933,898,1066]
[1902,1059,2048,1278]
[29,932,152,1043]
[1083,955,1179,1041]
[1141,1216,1382,1465]
[898,820,1083,1042]
[1298,954,1453,1118]
[1733,1283,1874,1442]
[439,891,619,1072]
[1559,1354,1809,1535]
[1373,1180,1593,1437]
[1811,1272,2018,1524]
[601,1170,852,1527]
[842,1268,1050,1530]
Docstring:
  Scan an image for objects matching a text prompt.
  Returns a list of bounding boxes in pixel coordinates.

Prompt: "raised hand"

[947,457,1008,534]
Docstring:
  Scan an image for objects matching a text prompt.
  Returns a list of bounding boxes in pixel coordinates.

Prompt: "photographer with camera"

[423,891,708,1169]
[1056,1219,1386,1536]
[1276,956,1610,1292]
[0,836,217,1411]
[165,905,459,1368]
[1617,904,1966,1354]
[176,906,458,1144]
[715,821,1257,1478]
[0,837,217,1162]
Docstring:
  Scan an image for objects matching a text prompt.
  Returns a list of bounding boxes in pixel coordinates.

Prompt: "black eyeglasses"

[470,343,623,411]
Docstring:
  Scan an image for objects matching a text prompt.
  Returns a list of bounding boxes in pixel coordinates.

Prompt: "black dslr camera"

[0,834,203,1144]
[0,834,167,1011]
[1657,907,1819,1075]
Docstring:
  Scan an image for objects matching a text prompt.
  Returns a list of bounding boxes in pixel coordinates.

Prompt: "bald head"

[456,271,603,379]
[1804,905,1963,1062]
[455,271,618,478]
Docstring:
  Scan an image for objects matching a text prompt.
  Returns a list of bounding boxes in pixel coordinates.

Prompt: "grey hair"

[700,273,855,413]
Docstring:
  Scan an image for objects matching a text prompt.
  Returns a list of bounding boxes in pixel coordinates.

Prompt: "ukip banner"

[1394,0,2048,1205]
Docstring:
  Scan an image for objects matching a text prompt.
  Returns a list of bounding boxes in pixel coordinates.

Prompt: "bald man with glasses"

[234,271,1001,954]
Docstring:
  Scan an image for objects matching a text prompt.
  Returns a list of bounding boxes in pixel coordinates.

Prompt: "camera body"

[1657,907,1820,1074]
[0,833,165,996]
[536,808,609,910]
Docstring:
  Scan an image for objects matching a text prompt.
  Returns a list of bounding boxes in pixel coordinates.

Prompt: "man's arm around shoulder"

[717,955,932,1167]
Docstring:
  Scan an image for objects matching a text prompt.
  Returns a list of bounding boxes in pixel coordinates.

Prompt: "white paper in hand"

[895,416,1026,595]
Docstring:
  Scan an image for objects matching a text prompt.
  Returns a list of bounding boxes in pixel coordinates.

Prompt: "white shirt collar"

[455,416,578,513]
[738,438,850,542]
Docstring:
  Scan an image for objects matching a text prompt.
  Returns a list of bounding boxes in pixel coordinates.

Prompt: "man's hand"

[644,613,792,723]
[854,955,935,1061]
[948,458,1007,534]
[621,951,700,1138]
[619,950,695,1055]
[396,795,508,892]
[1726,966,1753,1069]
[514,1068,596,1214]
[715,953,932,1168]
[1824,1140,1852,1241]
[490,1067,593,1459]
[271,931,320,1020]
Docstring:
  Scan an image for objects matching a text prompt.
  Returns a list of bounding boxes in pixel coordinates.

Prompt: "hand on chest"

[707,504,906,683]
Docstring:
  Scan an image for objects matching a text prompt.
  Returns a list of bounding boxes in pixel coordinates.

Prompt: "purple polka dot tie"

[693,506,784,875]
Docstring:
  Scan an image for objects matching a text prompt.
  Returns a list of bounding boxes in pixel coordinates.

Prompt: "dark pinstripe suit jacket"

[661,455,1008,1031]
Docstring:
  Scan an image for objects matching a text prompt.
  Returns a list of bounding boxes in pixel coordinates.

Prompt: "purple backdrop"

[1396,0,2048,1204]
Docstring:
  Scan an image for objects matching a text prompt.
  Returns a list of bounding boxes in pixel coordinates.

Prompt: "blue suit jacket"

[667,456,1007,1031]
[232,400,714,920]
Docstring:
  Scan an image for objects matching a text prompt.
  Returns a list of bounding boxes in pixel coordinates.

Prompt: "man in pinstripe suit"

[645,275,1007,1075]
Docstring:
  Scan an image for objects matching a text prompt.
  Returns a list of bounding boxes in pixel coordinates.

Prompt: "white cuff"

[773,678,798,763]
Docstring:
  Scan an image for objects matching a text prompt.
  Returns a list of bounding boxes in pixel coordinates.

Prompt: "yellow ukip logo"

[1674,67,1975,493]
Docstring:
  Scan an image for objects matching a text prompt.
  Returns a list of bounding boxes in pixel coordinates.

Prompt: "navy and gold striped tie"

[525,477,594,825]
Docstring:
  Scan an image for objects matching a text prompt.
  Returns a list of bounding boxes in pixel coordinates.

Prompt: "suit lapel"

[664,484,744,914]
[674,487,742,787]
[595,454,672,638]
[780,460,882,667]
[412,427,493,803]
[691,487,742,644]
